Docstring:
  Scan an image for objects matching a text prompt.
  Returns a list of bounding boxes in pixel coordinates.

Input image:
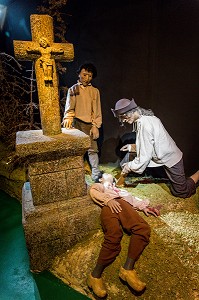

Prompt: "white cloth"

[127,116,182,174]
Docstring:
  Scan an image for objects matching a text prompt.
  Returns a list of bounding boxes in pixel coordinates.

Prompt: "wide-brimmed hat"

[111,98,138,117]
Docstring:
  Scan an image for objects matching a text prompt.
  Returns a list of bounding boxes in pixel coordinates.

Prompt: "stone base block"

[22,182,100,272]
[28,156,87,205]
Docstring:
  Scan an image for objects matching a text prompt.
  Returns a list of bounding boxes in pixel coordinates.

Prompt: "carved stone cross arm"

[13,41,73,62]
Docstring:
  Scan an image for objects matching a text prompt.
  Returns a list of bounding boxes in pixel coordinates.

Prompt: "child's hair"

[77,62,97,78]
[99,173,116,184]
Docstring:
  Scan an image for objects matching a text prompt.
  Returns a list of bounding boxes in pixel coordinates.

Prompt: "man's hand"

[143,206,161,217]
[121,162,132,175]
[63,117,73,129]
[90,126,99,139]
[107,199,122,213]
[120,144,136,152]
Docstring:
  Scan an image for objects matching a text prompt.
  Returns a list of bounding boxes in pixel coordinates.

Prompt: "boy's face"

[99,173,114,188]
[78,68,93,86]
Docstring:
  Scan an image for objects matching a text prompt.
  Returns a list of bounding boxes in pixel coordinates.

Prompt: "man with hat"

[111,98,199,198]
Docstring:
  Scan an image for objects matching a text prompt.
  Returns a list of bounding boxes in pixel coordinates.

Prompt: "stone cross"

[13,14,74,136]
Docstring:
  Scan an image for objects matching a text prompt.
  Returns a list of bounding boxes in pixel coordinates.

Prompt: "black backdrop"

[2,0,199,175]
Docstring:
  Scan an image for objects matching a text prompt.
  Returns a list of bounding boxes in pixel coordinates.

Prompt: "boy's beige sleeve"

[92,88,102,128]
[89,183,118,206]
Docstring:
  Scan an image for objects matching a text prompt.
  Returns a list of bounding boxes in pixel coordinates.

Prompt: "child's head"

[77,63,97,79]
[99,173,116,188]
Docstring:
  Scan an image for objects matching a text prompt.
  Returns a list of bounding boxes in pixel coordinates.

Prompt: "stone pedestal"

[17,128,100,271]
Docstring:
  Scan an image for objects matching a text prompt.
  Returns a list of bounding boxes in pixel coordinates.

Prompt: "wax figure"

[111,98,199,198]
[87,173,160,298]
[63,63,102,182]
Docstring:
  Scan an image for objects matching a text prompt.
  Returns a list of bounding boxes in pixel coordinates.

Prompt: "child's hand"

[63,117,73,129]
[143,206,161,217]
[107,199,122,214]
[90,126,99,139]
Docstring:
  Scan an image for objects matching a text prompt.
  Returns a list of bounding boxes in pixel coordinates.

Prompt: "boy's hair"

[77,63,97,78]
[98,173,116,185]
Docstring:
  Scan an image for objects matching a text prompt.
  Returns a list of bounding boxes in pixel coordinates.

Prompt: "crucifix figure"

[27,36,64,82]
[13,14,74,136]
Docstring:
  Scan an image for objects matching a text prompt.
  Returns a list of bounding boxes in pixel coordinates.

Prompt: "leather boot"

[87,273,107,298]
[119,266,146,292]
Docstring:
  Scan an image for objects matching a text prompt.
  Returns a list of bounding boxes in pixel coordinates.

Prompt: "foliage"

[0,1,71,151]
[0,53,40,149]
[37,0,69,43]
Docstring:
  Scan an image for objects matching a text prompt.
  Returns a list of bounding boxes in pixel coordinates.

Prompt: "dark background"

[1,0,199,175]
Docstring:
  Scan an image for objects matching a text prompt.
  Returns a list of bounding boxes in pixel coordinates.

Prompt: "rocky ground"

[50,163,199,300]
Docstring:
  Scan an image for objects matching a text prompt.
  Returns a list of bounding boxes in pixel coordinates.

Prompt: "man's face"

[78,68,93,86]
[118,111,137,124]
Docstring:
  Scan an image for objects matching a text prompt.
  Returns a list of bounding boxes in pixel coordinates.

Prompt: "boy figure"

[111,98,199,198]
[63,63,102,182]
[88,173,159,298]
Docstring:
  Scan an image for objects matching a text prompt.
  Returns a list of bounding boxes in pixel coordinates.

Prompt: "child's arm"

[89,183,118,207]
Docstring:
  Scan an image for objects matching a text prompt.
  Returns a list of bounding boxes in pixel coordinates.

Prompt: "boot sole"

[87,277,107,298]
[119,271,146,292]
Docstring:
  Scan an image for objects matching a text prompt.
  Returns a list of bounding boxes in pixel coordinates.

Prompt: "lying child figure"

[92,173,161,217]
[87,173,161,298]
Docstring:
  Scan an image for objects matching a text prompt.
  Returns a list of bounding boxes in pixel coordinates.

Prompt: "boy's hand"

[90,126,99,139]
[143,206,161,217]
[63,117,73,129]
[107,199,122,214]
